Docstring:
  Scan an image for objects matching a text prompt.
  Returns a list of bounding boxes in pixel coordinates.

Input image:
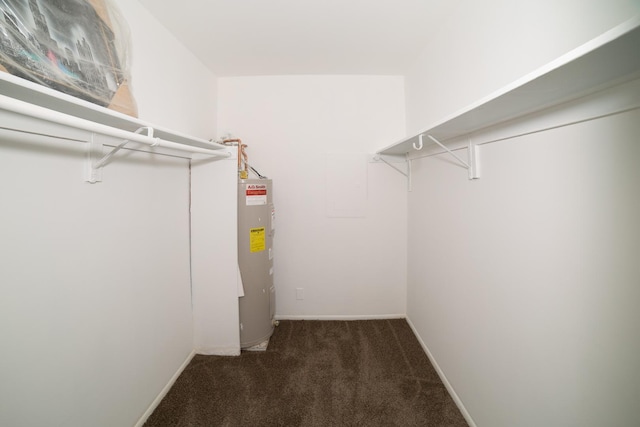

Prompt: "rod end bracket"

[85,136,103,183]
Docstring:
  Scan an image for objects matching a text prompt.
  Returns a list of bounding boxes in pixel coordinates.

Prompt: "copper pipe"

[221,138,244,171]
[240,144,249,172]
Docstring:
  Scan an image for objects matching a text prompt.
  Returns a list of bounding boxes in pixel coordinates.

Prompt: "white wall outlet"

[296,288,304,300]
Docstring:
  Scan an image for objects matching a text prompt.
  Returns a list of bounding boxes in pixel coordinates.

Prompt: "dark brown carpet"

[144,319,468,426]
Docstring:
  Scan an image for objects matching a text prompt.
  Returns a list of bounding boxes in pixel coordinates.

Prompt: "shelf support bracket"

[85,126,156,183]
[85,134,103,184]
[372,153,412,191]
[425,134,480,180]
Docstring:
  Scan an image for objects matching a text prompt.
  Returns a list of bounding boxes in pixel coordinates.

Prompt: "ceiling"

[138,0,460,76]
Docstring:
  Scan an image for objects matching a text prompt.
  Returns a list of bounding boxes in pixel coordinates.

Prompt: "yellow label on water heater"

[249,227,266,252]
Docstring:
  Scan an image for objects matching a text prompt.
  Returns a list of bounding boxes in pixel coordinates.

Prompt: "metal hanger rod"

[0,94,229,157]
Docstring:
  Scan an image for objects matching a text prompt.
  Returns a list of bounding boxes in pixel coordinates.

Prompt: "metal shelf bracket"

[85,126,156,183]
[424,134,480,180]
[372,153,413,191]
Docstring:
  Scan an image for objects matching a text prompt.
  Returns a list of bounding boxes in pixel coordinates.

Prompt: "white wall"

[116,0,241,358]
[191,154,240,355]
[405,0,639,134]
[0,1,228,426]
[122,0,240,357]
[115,0,218,138]
[408,106,640,427]
[217,75,407,319]
[404,2,640,426]
[0,132,193,427]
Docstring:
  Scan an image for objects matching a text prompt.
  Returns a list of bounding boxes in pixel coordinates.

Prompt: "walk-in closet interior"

[1,1,638,426]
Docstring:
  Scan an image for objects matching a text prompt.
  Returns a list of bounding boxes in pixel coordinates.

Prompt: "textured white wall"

[217,75,408,319]
[0,1,226,426]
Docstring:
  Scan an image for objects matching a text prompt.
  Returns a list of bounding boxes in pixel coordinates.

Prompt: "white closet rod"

[0,94,230,157]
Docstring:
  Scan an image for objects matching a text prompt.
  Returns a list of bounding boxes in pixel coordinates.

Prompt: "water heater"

[238,178,275,348]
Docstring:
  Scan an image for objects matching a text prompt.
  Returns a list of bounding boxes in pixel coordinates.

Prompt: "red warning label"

[246,184,267,205]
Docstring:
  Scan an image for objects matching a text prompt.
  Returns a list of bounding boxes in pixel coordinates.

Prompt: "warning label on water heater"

[250,227,266,252]
[246,184,267,205]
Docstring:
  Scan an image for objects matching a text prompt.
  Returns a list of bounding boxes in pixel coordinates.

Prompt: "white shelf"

[0,70,226,152]
[377,17,640,156]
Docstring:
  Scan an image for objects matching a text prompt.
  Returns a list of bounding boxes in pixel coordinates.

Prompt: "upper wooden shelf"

[377,17,640,156]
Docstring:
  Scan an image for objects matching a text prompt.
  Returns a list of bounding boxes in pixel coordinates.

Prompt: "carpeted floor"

[144,319,468,426]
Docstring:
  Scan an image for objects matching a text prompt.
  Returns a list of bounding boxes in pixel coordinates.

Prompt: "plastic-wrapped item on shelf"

[0,0,137,117]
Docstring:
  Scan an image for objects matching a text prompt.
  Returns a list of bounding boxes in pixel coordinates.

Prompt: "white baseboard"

[405,317,477,427]
[275,314,406,321]
[134,350,196,427]
[195,346,241,356]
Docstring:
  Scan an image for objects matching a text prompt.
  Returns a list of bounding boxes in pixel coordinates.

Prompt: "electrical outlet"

[296,288,304,300]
